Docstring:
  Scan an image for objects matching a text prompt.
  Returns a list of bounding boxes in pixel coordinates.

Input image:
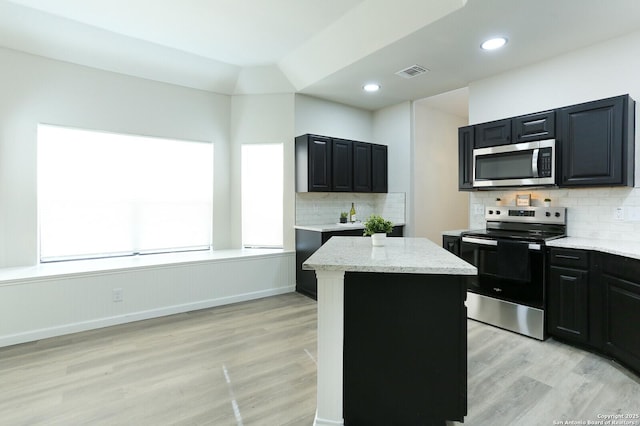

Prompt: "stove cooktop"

[462,228,566,243]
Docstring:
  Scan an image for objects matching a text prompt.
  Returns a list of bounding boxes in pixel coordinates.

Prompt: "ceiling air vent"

[395,64,429,79]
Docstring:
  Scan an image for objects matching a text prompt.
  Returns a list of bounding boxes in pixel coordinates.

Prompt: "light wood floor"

[1,292,639,425]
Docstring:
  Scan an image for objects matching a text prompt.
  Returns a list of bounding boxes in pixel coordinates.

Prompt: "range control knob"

[555,212,561,217]
[496,210,501,215]
[488,210,494,215]
[546,212,551,217]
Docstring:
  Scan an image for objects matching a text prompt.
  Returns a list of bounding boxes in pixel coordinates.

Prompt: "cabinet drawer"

[601,252,640,281]
[549,248,589,269]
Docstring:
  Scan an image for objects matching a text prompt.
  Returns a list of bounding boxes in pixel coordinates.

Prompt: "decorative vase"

[543,201,551,207]
[371,233,387,247]
[340,217,347,223]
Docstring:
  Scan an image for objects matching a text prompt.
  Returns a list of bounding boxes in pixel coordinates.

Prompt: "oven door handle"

[462,236,542,251]
[462,236,497,246]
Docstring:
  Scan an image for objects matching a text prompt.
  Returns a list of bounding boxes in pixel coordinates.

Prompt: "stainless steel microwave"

[473,139,556,188]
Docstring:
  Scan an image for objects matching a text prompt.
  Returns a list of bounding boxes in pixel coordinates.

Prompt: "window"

[241,144,283,248]
[38,124,213,262]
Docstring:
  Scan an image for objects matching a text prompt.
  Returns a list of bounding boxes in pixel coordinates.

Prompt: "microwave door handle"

[531,148,539,177]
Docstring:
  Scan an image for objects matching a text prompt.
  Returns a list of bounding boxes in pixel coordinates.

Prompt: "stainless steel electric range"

[460,206,567,340]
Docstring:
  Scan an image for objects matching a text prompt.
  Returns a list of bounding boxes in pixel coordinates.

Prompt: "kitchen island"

[303,236,477,426]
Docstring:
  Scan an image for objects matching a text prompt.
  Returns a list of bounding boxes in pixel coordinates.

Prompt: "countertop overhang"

[303,236,477,275]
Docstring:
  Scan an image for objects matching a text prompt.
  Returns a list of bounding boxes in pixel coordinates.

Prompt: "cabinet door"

[512,110,555,143]
[442,235,460,256]
[353,141,372,192]
[548,266,589,344]
[602,274,640,373]
[332,139,353,191]
[458,126,474,190]
[601,254,640,374]
[307,135,332,191]
[559,95,631,187]
[474,118,511,148]
[371,144,388,193]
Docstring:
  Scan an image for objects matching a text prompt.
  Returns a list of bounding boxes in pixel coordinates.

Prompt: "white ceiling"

[2,0,640,113]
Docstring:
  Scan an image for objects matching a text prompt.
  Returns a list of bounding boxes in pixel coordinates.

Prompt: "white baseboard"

[0,285,294,348]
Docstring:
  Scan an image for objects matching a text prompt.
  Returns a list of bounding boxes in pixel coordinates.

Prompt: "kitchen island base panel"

[314,270,345,426]
[343,272,467,425]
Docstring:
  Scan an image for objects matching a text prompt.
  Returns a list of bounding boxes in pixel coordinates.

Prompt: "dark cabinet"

[296,134,332,192]
[442,235,461,256]
[474,118,511,148]
[296,226,404,299]
[548,265,589,344]
[332,139,353,191]
[353,141,372,192]
[295,134,388,193]
[371,144,388,193]
[558,95,635,187]
[512,110,555,143]
[458,126,474,191]
[601,254,640,374]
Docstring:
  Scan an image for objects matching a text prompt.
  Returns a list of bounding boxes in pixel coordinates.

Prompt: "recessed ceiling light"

[481,37,507,51]
[363,83,380,92]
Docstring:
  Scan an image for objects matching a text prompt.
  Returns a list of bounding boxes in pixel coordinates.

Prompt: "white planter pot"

[371,233,387,247]
[543,201,551,207]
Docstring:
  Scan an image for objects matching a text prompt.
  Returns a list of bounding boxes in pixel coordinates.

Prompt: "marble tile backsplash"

[469,187,640,241]
[296,192,406,226]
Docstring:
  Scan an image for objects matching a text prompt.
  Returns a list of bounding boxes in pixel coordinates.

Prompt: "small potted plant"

[543,198,551,207]
[339,212,348,223]
[363,214,393,246]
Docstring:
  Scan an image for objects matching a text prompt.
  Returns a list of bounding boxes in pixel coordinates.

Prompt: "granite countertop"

[303,236,477,275]
[441,229,469,237]
[546,237,640,261]
[295,222,405,232]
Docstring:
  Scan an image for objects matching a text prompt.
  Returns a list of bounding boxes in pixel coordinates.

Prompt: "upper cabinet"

[558,95,635,187]
[296,134,332,192]
[353,141,372,192]
[458,126,474,191]
[458,94,635,190]
[371,144,388,193]
[295,134,388,193]
[474,118,511,148]
[332,138,353,192]
[512,110,555,143]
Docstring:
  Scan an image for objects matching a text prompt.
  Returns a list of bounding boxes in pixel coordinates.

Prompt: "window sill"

[0,248,293,286]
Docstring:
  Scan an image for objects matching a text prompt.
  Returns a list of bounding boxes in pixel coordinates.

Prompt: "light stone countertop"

[441,229,469,237]
[303,236,477,275]
[546,237,640,261]
[295,222,405,233]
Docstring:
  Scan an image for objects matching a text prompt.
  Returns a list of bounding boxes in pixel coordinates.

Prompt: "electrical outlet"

[112,288,123,302]
[473,204,484,215]
[614,207,625,221]
[628,206,640,222]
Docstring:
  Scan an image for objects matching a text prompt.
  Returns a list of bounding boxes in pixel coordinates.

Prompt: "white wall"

[413,102,468,243]
[468,29,640,241]
[0,47,299,348]
[0,46,232,267]
[230,94,296,249]
[294,94,373,141]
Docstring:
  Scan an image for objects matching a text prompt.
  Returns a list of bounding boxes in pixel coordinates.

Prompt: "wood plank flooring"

[1,292,639,425]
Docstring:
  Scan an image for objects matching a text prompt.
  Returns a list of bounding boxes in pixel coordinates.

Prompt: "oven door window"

[475,150,534,181]
[460,241,544,309]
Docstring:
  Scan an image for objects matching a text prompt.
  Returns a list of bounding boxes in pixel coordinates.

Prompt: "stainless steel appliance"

[460,206,566,340]
[473,139,556,188]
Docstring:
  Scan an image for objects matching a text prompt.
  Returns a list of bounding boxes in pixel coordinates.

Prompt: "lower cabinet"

[601,254,640,374]
[295,226,404,299]
[546,247,640,375]
[548,265,589,344]
[442,235,461,256]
